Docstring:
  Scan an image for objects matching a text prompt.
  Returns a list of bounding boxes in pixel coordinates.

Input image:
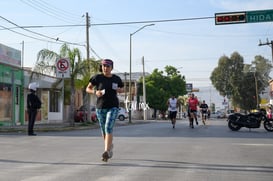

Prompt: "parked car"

[210,111,226,119]
[158,111,168,120]
[216,111,226,118]
[117,107,129,121]
[74,105,97,122]
[74,106,128,122]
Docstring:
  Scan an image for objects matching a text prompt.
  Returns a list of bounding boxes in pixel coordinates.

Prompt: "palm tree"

[34,43,83,126]
[75,58,101,121]
[76,58,100,99]
[178,95,189,118]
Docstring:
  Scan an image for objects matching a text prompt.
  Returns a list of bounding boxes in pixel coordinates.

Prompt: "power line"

[0,15,215,60]
[89,47,101,59]
[0,16,85,47]
[21,1,213,27]
[0,24,85,31]
[0,15,103,59]
[259,39,273,63]
[0,24,58,44]
[1,16,214,30]
[20,0,72,23]
[34,0,81,20]
[20,0,82,24]
[91,16,214,26]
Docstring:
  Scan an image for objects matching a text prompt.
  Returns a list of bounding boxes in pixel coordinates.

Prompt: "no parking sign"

[56,58,70,78]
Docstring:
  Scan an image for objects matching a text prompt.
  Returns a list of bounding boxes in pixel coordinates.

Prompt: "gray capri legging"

[96,107,119,134]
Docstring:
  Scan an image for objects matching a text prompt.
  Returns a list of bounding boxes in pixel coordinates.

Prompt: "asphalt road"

[1,119,273,181]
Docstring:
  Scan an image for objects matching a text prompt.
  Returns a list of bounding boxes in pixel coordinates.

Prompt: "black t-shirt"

[199,103,208,112]
[90,74,124,109]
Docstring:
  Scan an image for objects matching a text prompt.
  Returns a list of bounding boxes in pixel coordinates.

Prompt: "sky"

[1,0,273,88]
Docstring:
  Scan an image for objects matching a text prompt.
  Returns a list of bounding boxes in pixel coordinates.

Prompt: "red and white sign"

[56,58,70,78]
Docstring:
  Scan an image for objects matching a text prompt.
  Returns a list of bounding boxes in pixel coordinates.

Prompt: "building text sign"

[0,43,21,67]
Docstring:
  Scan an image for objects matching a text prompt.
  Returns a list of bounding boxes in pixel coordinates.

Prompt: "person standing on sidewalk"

[86,59,124,162]
[27,83,41,136]
[167,95,178,128]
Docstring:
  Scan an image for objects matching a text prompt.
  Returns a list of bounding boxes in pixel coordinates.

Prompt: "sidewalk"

[0,119,151,133]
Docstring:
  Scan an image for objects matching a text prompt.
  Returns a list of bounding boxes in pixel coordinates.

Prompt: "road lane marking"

[232,143,273,146]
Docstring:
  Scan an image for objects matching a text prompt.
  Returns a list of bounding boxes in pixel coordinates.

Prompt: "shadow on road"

[1,158,272,174]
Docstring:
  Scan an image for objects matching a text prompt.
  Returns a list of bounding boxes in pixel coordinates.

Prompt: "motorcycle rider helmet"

[28,82,38,91]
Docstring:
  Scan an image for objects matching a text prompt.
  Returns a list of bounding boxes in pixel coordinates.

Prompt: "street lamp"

[129,23,154,123]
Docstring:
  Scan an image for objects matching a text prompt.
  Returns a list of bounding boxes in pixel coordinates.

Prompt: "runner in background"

[188,93,199,128]
[199,100,209,125]
[167,95,178,128]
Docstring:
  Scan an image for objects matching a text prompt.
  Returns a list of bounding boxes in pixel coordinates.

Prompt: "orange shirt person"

[188,93,199,128]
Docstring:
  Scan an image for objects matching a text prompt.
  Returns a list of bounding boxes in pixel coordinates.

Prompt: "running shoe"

[190,121,194,128]
[101,151,110,162]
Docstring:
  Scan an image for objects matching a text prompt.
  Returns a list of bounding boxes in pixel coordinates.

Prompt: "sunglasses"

[102,64,111,68]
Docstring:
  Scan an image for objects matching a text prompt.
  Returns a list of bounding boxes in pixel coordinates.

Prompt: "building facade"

[0,43,64,126]
[0,43,24,126]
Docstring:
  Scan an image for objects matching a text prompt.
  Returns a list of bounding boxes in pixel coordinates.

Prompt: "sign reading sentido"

[56,58,70,78]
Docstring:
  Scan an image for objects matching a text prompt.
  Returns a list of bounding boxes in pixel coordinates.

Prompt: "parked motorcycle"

[227,109,273,132]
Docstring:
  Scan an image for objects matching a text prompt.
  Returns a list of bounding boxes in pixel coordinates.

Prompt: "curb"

[0,120,152,133]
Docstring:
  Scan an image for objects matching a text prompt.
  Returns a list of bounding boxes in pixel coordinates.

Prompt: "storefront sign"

[0,43,21,67]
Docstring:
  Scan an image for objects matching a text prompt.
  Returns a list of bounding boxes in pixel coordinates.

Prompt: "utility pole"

[259,39,273,63]
[86,12,90,61]
[86,12,91,122]
[124,72,129,100]
[142,56,147,120]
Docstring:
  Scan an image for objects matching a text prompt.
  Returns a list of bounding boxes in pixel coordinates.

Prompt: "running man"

[188,93,199,128]
[167,95,178,128]
[199,100,209,125]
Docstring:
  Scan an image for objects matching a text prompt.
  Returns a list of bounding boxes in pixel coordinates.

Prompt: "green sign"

[215,9,273,25]
[246,9,273,23]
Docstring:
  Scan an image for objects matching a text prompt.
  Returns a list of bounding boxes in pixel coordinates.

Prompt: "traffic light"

[215,12,246,25]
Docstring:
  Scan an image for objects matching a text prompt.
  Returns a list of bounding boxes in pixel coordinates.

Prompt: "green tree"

[34,44,83,126]
[251,55,272,89]
[211,52,272,111]
[75,58,101,121]
[75,58,101,103]
[141,66,187,117]
[210,52,244,98]
[242,55,272,109]
[235,72,257,110]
